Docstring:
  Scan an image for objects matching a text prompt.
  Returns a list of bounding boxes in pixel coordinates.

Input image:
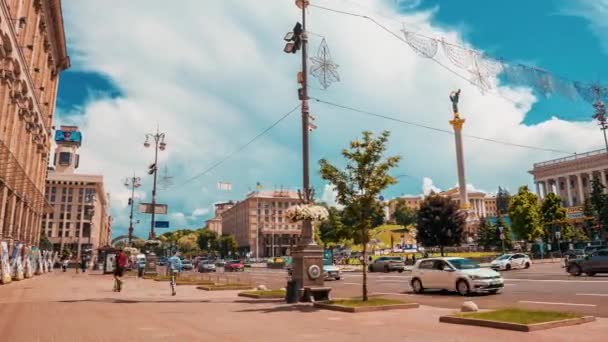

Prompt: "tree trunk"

[440,246,444,257]
[362,242,368,301]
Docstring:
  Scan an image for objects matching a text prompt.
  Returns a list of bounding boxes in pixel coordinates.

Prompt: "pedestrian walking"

[80,256,87,273]
[61,258,68,272]
[412,254,416,264]
[113,249,128,292]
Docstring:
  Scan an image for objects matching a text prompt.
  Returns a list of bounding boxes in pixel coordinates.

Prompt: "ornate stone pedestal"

[290,243,327,302]
[144,252,158,276]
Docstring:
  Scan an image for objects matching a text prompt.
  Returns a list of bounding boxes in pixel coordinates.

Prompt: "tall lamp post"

[143,128,167,240]
[283,0,326,303]
[124,175,141,246]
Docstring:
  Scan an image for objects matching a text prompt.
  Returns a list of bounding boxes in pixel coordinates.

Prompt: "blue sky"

[55,0,608,238]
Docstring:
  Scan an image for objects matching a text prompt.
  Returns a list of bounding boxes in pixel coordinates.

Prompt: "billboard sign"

[138,203,168,214]
[54,130,82,144]
[566,206,585,220]
[155,221,170,228]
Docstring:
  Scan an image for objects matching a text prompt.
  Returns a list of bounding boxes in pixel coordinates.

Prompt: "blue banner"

[155,221,170,228]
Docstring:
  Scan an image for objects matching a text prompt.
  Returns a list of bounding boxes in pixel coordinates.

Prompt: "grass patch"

[239,289,285,298]
[197,284,253,291]
[456,308,581,325]
[143,275,214,285]
[328,298,406,307]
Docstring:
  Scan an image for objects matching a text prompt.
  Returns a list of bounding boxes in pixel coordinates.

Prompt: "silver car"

[368,256,406,273]
[198,261,216,273]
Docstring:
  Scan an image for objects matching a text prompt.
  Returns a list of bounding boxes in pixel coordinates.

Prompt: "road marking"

[373,292,412,296]
[343,282,360,285]
[519,301,597,307]
[576,293,608,297]
[506,279,608,283]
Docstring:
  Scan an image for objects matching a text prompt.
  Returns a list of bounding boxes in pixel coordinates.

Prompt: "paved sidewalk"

[0,271,605,342]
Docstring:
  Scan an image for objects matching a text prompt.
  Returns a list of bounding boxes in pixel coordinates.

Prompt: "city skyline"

[54,0,608,237]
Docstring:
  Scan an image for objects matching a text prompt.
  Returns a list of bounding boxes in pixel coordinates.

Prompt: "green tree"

[589,178,608,238]
[319,130,400,301]
[476,217,494,250]
[218,235,238,258]
[540,193,567,241]
[391,199,417,228]
[583,198,597,239]
[508,186,542,242]
[132,239,146,250]
[39,232,52,250]
[318,206,345,246]
[197,229,218,254]
[494,216,513,251]
[416,193,465,256]
[496,186,511,216]
[177,233,199,255]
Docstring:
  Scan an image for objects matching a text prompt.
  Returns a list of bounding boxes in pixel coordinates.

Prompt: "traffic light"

[283,22,303,54]
[128,198,132,205]
[148,163,156,175]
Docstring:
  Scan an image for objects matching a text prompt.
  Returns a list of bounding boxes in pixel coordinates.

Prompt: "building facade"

[42,126,111,263]
[205,201,235,236]
[529,149,608,207]
[220,190,302,258]
[388,188,498,220]
[0,0,69,256]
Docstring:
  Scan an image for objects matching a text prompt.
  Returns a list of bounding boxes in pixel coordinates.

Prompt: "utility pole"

[283,0,326,303]
[124,175,141,246]
[144,127,167,240]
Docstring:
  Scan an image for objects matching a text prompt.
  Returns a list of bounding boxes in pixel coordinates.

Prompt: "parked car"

[198,260,216,273]
[181,260,194,271]
[224,260,245,272]
[567,249,608,276]
[410,257,504,296]
[323,259,341,280]
[490,253,531,271]
[368,256,405,273]
[215,259,226,267]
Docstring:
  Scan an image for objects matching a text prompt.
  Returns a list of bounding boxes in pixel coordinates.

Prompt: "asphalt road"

[207,262,608,317]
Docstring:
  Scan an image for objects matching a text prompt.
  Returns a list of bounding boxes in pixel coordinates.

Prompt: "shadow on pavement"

[57,298,212,304]
[235,304,319,314]
[235,299,287,304]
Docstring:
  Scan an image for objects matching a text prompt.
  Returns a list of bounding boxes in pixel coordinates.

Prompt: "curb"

[313,302,419,313]
[439,315,595,332]
[238,293,286,300]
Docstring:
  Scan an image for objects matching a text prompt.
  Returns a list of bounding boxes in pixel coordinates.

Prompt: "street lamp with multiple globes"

[143,128,167,240]
[124,175,141,246]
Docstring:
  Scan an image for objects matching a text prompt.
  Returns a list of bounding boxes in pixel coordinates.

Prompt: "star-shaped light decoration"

[310,38,340,90]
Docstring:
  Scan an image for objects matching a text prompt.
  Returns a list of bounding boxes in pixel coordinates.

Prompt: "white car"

[410,257,504,296]
[490,253,531,271]
[323,263,341,281]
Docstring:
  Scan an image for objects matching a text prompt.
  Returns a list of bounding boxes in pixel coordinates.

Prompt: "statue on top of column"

[449,89,461,118]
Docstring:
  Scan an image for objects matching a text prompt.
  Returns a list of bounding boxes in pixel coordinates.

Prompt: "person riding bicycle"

[167,252,183,296]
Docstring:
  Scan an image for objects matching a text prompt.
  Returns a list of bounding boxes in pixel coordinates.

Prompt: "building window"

[60,213,64,220]
[51,187,57,193]
[66,213,71,220]
[58,152,72,166]
[50,195,55,202]
[59,222,63,229]
[65,230,70,237]
[58,231,63,237]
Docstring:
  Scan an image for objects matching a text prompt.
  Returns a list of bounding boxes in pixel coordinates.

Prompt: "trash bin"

[286,279,299,303]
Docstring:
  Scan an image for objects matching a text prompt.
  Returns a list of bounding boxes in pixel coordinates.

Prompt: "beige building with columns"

[529,149,608,207]
[221,190,302,258]
[205,201,235,236]
[43,126,112,262]
[0,0,69,255]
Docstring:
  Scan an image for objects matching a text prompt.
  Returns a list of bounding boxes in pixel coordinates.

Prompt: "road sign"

[138,203,168,214]
[155,221,170,228]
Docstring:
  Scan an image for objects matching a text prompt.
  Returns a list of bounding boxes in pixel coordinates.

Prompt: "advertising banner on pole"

[138,203,168,214]
[0,241,11,284]
[12,242,24,280]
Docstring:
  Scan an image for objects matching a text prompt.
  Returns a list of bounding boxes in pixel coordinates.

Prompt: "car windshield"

[449,258,480,270]
[323,259,333,266]
[389,257,403,262]
[497,255,512,260]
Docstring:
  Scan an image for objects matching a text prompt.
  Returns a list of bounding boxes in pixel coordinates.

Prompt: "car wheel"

[411,278,424,294]
[456,280,470,296]
[587,272,596,277]
[568,264,582,276]
[398,269,404,273]
[335,277,341,281]
[505,264,512,271]
[489,289,500,294]
[384,265,389,273]
[524,262,530,269]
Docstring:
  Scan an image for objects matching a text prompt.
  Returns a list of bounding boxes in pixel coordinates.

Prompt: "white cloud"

[422,177,441,195]
[60,0,604,237]
[192,208,210,217]
[320,183,343,208]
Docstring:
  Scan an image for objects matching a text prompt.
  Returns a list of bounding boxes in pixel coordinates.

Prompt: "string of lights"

[311,97,576,155]
[172,104,301,188]
[310,3,607,106]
